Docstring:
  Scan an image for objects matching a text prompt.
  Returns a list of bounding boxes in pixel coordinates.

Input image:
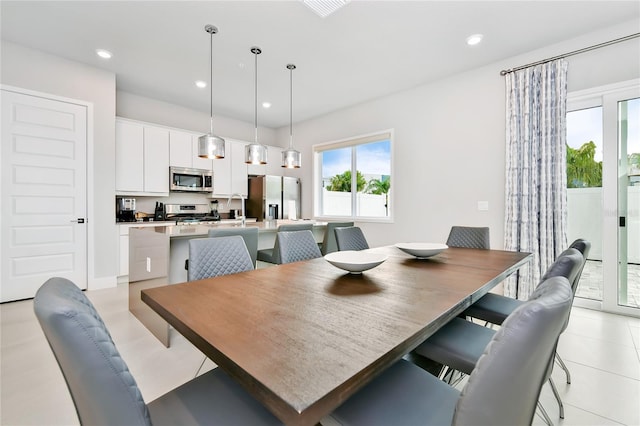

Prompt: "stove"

[165,204,221,225]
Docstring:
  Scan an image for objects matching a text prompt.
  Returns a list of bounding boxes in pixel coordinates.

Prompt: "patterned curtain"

[504,59,569,299]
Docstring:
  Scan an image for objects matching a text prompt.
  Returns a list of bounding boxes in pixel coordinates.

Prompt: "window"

[313,130,392,221]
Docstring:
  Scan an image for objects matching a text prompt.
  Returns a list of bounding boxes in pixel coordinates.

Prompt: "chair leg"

[555,351,571,384]
[537,401,554,426]
[549,378,565,419]
[194,355,207,378]
[439,365,452,382]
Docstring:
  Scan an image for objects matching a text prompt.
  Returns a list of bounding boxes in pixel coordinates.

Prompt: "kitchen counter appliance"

[116,197,137,222]
[164,203,221,225]
[169,167,213,193]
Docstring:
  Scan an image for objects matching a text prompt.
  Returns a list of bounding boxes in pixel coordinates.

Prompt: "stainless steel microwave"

[169,167,213,193]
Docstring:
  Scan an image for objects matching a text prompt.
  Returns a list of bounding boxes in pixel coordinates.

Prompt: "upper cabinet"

[168,129,213,171]
[116,119,169,195]
[116,118,283,199]
[247,145,284,177]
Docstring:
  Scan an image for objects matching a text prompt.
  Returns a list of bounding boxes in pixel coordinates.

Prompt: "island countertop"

[134,219,327,239]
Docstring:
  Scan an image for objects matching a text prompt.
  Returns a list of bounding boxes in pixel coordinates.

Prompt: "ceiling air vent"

[302,0,350,18]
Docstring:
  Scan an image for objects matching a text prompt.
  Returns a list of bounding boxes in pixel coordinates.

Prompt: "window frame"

[313,129,394,223]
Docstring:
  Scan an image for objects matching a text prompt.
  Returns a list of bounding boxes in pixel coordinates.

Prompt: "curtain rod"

[500,32,640,76]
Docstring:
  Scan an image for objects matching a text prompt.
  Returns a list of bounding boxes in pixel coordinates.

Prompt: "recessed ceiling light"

[262,102,272,109]
[95,49,112,59]
[195,80,207,89]
[466,34,483,46]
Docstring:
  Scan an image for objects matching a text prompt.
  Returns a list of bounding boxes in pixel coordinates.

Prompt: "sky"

[567,98,639,162]
[322,140,391,178]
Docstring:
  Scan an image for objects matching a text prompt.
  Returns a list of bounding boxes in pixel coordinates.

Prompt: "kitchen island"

[128,220,327,346]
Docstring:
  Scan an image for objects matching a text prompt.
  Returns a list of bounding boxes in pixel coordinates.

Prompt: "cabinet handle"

[70,218,85,223]
[146,257,151,273]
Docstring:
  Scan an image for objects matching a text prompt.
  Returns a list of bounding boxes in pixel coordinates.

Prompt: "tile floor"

[1,283,639,425]
[576,261,640,308]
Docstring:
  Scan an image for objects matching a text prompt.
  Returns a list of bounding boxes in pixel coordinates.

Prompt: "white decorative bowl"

[324,251,388,273]
[395,243,448,258]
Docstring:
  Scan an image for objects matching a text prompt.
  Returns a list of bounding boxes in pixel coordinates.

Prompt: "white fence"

[567,187,639,263]
[322,189,388,217]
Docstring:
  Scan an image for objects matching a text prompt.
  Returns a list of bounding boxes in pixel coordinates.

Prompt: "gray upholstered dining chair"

[414,249,583,423]
[464,239,590,387]
[208,226,259,267]
[320,221,354,255]
[334,226,369,251]
[445,226,490,249]
[33,277,282,426]
[329,275,573,426]
[188,235,254,281]
[277,230,322,264]
[257,223,314,264]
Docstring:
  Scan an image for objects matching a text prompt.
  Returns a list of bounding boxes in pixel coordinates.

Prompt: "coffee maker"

[116,197,136,222]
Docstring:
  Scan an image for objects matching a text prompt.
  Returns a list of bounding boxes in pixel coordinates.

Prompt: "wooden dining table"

[142,245,530,426]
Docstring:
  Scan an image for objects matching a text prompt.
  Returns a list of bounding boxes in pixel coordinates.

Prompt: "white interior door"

[1,89,87,302]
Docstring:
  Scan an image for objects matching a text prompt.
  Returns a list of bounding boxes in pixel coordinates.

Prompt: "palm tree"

[366,178,390,195]
[326,170,367,192]
[567,141,602,188]
[366,177,391,216]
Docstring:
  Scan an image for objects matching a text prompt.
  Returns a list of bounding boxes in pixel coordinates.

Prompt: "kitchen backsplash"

[118,193,244,219]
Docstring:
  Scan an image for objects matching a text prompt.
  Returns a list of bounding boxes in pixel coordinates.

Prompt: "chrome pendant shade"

[282,63,301,168]
[198,24,225,159]
[245,46,268,164]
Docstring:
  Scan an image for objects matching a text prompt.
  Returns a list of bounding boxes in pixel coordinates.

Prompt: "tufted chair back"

[188,235,254,281]
[446,226,490,250]
[276,230,322,264]
[334,226,370,251]
[34,277,151,426]
[208,227,259,267]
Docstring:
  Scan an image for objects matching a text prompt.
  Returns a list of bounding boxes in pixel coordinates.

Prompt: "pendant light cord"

[209,30,213,134]
[254,49,258,144]
[289,66,293,149]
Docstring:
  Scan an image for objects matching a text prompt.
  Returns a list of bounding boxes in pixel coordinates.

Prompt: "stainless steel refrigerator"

[246,175,301,221]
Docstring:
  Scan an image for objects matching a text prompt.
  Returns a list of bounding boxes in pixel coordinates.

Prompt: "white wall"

[116,91,278,146]
[276,20,640,249]
[1,40,117,287]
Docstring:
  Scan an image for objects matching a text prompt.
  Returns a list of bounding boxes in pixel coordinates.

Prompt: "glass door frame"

[568,79,640,317]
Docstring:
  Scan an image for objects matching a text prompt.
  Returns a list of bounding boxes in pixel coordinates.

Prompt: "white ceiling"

[2,1,638,128]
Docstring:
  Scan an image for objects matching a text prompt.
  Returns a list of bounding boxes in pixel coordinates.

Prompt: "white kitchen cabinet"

[212,148,231,195]
[115,120,144,192]
[143,126,170,193]
[118,226,130,278]
[230,140,248,197]
[246,145,284,177]
[169,130,192,168]
[169,129,213,172]
[115,118,169,195]
[212,139,248,197]
[192,135,216,170]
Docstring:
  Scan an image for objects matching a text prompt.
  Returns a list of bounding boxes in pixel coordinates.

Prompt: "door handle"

[70,218,85,224]
[619,216,626,227]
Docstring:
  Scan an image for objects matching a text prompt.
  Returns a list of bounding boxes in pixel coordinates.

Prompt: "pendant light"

[198,24,225,159]
[282,64,301,168]
[245,47,268,164]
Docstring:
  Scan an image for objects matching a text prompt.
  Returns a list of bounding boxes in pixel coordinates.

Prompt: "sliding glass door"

[567,81,639,316]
